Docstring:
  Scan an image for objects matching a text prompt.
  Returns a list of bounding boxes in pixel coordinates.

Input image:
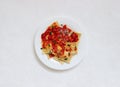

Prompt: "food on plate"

[41,22,81,63]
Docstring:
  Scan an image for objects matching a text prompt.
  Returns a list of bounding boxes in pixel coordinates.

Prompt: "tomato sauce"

[41,24,79,58]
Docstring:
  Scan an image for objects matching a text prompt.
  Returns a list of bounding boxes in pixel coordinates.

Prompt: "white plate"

[34,16,87,70]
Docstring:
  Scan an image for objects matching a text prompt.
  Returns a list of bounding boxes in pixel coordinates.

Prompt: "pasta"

[41,22,81,63]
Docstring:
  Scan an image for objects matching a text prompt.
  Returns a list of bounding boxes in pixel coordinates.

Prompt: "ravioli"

[41,22,81,63]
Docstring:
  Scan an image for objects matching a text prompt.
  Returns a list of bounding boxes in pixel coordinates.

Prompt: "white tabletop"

[0,0,120,87]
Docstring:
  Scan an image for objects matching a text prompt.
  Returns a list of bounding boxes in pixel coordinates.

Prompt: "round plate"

[34,16,87,70]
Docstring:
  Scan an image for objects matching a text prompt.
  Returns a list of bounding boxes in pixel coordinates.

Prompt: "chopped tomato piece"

[49,53,55,58]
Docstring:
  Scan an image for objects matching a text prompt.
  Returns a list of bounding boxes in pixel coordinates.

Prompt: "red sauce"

[41,23,79,58]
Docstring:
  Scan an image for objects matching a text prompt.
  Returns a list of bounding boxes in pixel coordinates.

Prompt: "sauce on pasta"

[41,22,81,63]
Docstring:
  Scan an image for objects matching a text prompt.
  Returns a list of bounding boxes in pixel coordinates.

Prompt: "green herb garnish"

[48,44,50,47]
[52,25,54,28]
[50,32,52,35]
[68,53,70,56]
[64,58,68,60]
[75,46,77,50]
[67,44,70,46]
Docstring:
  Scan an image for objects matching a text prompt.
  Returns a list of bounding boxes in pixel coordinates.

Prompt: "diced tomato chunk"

[49,53,55,58]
